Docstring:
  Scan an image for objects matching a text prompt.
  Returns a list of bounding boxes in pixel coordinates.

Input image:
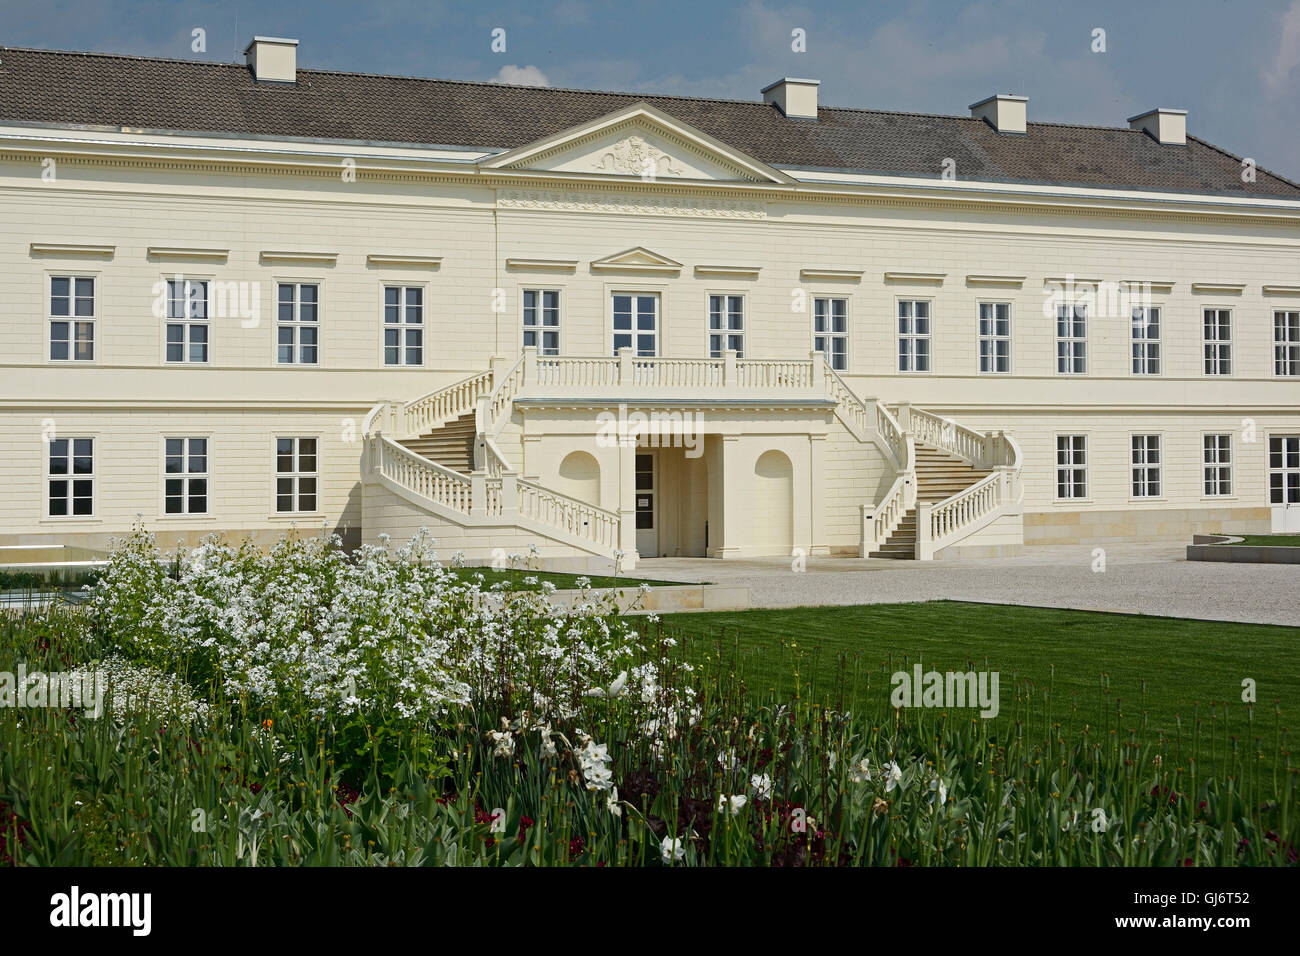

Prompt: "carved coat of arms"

[594,135,683,178]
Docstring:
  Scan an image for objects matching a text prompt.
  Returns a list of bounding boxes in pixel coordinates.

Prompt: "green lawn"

[659,601,1299,776]
[1229,534,1300,547]
[448,566,681,591]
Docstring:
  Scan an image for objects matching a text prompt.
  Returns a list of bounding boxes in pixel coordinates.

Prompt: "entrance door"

[635,452,657,556]
[1270,435,1300,531]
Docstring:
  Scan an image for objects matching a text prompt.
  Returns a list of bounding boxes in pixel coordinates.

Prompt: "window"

[164,438,208,515]
[1204,309,1231,375]
[164,278,209,363]
[1203,434,1232,497]
[978,302,1011,373]
[1055,435,1087,499]
[897,300,930,372]
[275,438,318,513]
[1269,435,1300,505]
[1131,435,1162,497]
[1131,306,1161,374]
[48,437,93,517]
[277,283,319,364]
[612,293,658,356]
[1056,302,1087,373]
[383,286,423,365]
[522,289,560,356]
[708,295,744,358]
[1275,310,1300,376]
[813,297,848,371]
[49,276,95,361]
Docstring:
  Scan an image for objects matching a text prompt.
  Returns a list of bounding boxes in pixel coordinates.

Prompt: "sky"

[1,0,1298,181]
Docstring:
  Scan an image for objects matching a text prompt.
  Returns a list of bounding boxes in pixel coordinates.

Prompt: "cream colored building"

[2,39,1298,570]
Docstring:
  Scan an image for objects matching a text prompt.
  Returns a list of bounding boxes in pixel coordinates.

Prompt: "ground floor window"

[708,294,744,358]
[814,297,848,371]
[1270,435,1300,504]
[48,437,93,516]
[1055,435,1087,499]
[1131,434,1162,497]
[1203,434,1232,497]
[276,437,318,512]
[165,437,209,514]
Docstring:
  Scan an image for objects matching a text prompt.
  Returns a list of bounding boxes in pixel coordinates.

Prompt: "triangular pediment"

[479,103,793,184]
[590,247,683,275]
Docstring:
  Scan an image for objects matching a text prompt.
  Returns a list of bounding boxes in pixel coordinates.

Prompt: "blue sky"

[2,0,1298,181]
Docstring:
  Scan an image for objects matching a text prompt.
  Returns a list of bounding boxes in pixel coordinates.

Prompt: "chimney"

[1127,108,1187,145]
[969,94,1027,134]
[762,78,819,119]
[244,36,298,84]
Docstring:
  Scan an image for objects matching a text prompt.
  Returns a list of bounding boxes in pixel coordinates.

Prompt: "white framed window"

[708,294,744,358]
[1274,310,1300,376]
[164,278,209,364]
[49,275,95,362]
[164,437,209,515]
[277,283,319,365]
[1203,309,1232,375]
[1055,435,1087,500]
[1203,434,1232,497]
[522,289,560,356]
[1055,302,1087,374]
[1269,435,1300,505]
[612,293,658,356]
[1131,434,1162,498]
[897,299,931,372]
[1131,306,1161,375]
[383,286,423,366]
[275,437,318,513]
[813,297,848,371]
[978,302,1011,373]
[47,437,94,517]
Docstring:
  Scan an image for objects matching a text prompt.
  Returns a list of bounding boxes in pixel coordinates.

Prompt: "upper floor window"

[1204,309,1232,375]
[1131,306,1161,375]
[48,437,94,517]
[165,278,209,364]
[978,302,1011,373]
[164,437,208,514]
[813,297,848,371]
[897,300,930,372]
[1275,310,1300,376]
[49,275,95,362]
[275,437,318,513]
[708,294,744,358]
[1055,435,1087,500]
[277,283,319,365]
[1203,434,1232,497]
[612,293,658,357]
[383,286,423,366]
[1056,303,1087,374]
[1131,434,1162,497]
[522,289,560,356]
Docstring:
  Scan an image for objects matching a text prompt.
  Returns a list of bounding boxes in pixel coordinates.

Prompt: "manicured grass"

[449,566,682,591]
[1229,534,1300,547]
[659,601,1299,775]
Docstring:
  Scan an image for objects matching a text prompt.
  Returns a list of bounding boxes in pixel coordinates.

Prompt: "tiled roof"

[2,46,1298,199]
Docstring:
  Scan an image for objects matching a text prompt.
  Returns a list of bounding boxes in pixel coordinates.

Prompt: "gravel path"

[638,543,1300,627]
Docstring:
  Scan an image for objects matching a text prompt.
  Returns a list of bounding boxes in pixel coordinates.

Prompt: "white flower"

[883,761,903,793]
[928,774,948,808]
[660,836,686,864]
[486,729,514,759]
[607,787,622,817]
[717,794,747,817]
[848,757,872,784]
[579,739,614,792]
[750,773,773,800]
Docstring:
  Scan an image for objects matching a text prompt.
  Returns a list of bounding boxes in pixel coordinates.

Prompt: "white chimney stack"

[969,94,1028,134]
[1127,108,1187,145]
[762,78,819,119]
[245,36,298,84]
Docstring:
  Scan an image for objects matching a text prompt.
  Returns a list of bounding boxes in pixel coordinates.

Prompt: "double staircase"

[363,349,1023,566]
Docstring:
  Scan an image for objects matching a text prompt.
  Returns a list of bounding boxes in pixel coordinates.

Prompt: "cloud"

[1262,0,1300,94]
[490,63,551,87]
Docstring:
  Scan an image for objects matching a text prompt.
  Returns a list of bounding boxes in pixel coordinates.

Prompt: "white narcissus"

[717,794,747,817]
[883,761,903,793]
[660,836,686,864]
[750,773,773,800]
